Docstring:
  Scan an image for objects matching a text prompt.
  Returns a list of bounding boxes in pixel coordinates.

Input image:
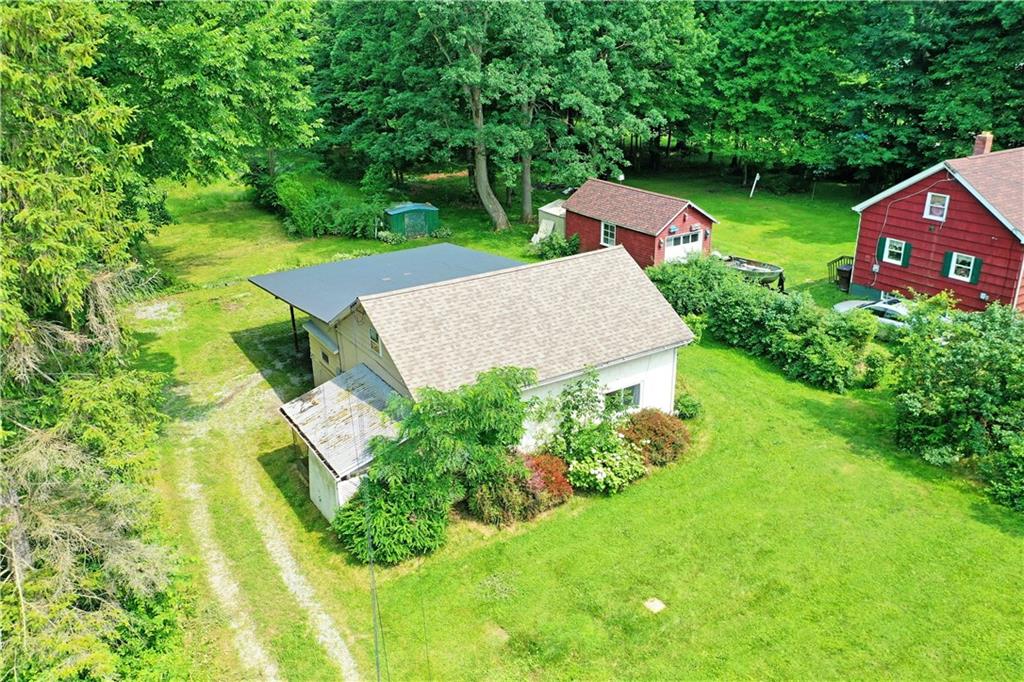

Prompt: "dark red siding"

[565,206,715,268]
[565,210,659,267]
[851,169,1024,312]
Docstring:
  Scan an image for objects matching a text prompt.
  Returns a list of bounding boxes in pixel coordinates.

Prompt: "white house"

[252,244,694,520]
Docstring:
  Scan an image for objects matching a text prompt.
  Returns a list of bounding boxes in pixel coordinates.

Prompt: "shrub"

[467,473,536,527]
[674,391,703,419]
[332,476,452,565]
[567,445,646,494]
[861,346,891,388]
[523,453,573,508]
[891,299,1024,510]
[334,366,537,562]
[433,225,453,239]
[647,256,739,316]
[530,232,580,260]
[771,327,857,393]
[704,277,864,393]
[376,229,406,245]
[683,313,706,344]
[242,161,281,212]
[619,408,690,465]
[980,434,1024,512]
[824,308,876,354]
[326,203,381,238]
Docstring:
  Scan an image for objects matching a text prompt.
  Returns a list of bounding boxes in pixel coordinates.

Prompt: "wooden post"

[290,305,299,354]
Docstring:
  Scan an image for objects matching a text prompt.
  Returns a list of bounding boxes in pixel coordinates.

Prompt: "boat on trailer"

[722,255,784,284]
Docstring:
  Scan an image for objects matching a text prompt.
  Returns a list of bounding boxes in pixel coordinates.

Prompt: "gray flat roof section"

[248,243,522,324]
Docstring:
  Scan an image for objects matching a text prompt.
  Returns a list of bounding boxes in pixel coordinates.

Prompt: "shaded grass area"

[136,178,1022,680]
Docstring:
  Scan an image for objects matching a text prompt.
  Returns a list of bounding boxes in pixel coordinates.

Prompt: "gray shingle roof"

[359,246,694,394]
[249,243,521,324]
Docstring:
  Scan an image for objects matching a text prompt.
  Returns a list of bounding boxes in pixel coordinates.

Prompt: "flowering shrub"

[619,408,690,466]
[523,454,572,508]
[567,444,646,494]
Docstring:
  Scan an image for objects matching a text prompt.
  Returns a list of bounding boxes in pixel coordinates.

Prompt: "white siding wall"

[520,347,678,449]
[308,450,363,521]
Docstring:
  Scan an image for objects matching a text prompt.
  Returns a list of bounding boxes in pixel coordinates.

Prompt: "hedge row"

[650,258,876,393]
[243,161,382,238]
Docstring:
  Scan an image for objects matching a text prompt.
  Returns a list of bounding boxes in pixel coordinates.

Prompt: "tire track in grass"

[219,370,361,680]
[236,458,361,680]
[180,455,283,681]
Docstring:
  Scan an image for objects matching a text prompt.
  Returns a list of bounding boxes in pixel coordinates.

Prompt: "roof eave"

[851,161,949,213]
[528,337,695,391]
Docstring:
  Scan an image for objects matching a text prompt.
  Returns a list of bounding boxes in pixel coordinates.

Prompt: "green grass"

[135,175,1023,680]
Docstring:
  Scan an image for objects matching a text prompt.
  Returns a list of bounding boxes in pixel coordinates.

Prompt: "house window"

[947,252,977,282]
[924,192,949,221]
[320,350,330,366]
[368,327,382,355]
[882,238,907,265]
[668,233,699,247]
[605,384,640,412]
[600,221,616,247]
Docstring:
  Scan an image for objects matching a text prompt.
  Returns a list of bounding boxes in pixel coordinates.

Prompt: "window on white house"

[924,192,950,221]
[948,252,977,282]
[369,327,382,355]
[320,350,330,366]
[605,384,640,411]
[600,222,616,247]
[883,238,906,265]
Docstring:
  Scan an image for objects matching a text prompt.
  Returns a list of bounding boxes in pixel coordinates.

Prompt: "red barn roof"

[853,146,1024,243]
[565,179,718,236]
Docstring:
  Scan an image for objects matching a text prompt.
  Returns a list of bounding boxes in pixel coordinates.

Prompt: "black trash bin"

[837,264,852,292]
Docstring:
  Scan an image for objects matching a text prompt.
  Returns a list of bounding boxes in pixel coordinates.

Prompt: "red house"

[851,133,1024,312]
[564,179,718,268]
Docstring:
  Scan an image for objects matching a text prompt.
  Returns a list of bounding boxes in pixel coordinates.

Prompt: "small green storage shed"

[383,202,440,237]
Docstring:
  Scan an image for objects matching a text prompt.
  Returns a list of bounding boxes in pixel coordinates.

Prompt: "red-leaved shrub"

[619,408,690,466]
[523,454,573,508]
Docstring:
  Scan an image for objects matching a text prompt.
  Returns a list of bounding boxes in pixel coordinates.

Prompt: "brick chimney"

[972,131,993,156]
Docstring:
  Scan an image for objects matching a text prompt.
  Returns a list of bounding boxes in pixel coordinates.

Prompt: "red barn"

[564,179,718,268]
[851,134,1024,312]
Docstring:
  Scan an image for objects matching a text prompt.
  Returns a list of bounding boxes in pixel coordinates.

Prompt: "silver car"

[833,297,909,327]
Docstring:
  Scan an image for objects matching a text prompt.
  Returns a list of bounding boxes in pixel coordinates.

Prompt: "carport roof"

[248,243,521,324]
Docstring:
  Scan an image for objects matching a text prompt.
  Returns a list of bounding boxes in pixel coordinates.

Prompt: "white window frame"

[668,232,700,247]
[882,237,906,265]
[605,384,641,411]
[924,192,950,221]
[947,252,977,283]
[368,327,382,355]
[600,221,616,247]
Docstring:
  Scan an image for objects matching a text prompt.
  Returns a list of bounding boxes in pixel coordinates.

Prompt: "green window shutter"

[876,237,887,262]
[970,257,983,284]
[941,251,953,277]
[901,242,912,266]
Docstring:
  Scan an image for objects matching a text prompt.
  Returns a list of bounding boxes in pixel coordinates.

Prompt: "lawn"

[134,177,1023,680]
